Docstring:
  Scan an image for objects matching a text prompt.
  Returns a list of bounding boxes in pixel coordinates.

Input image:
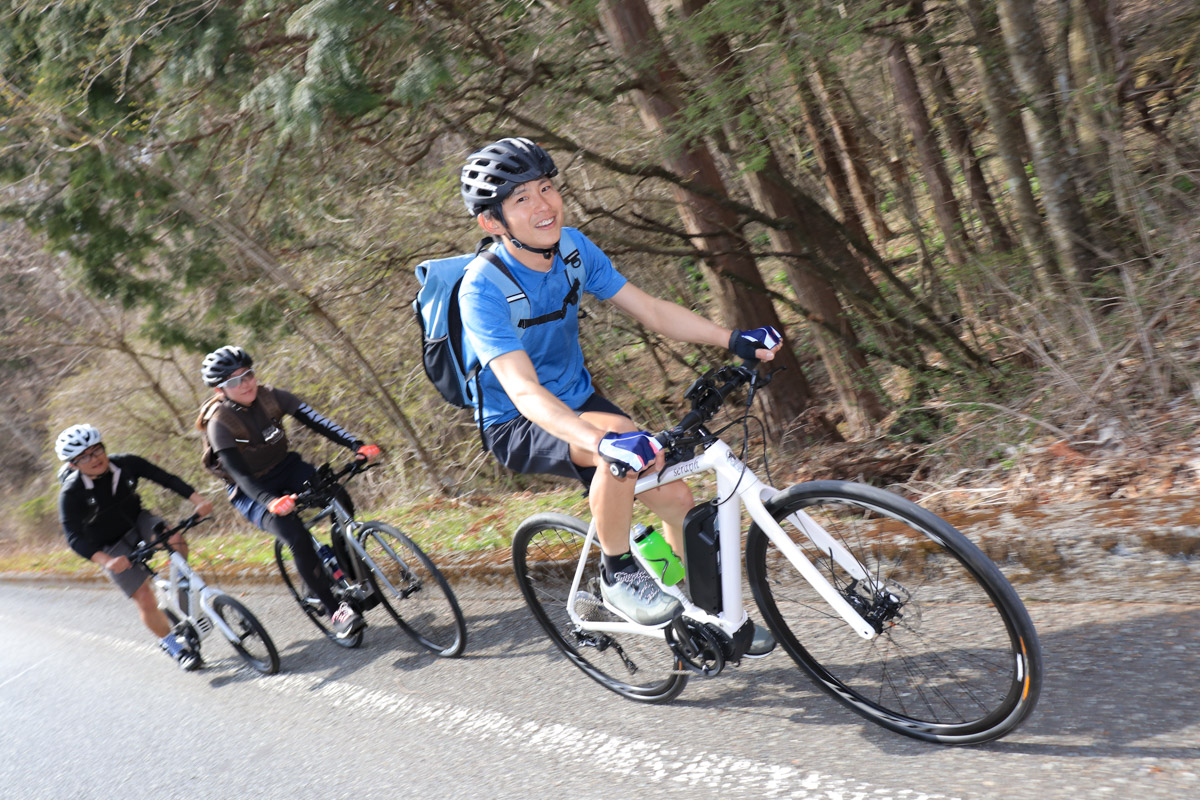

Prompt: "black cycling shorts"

[482,393,629,487]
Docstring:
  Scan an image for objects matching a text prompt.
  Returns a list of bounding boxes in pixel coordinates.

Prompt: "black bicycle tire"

[357,522,467,658]
[210,593,281,675]
[272,538,363,649]
[746,480,1042,744]
[512,512,688,704]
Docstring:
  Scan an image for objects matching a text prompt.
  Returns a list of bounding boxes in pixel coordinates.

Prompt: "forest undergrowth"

[2,0,1199,574]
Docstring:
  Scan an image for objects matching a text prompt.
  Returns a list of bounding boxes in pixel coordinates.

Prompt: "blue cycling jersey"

[459,227,627,428]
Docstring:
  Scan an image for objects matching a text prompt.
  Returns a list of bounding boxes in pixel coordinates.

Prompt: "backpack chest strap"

[471,230,585,332]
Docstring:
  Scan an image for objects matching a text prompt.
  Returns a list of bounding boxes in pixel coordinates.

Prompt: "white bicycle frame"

[565,438,879,642]
[152,549,244,645]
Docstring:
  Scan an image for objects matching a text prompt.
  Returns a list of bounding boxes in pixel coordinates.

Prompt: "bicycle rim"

[211,594,281,674]
[358,523,467,658]
[273,539,362,649]
[747,481,1042,744]
[512,513,688,703]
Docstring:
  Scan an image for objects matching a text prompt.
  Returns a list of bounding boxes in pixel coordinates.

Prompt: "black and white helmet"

[55,424,103,462]
[460,137,558,215]
[201,345,253,387]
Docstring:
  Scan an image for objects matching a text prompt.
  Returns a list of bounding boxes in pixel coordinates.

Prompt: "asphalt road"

[2,560,1198,800]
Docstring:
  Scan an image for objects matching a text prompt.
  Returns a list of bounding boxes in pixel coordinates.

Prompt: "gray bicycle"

[272,460,467,657]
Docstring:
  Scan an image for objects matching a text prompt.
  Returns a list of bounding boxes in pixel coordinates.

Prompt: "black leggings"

[263,512,338,615]
[229,454,339,615]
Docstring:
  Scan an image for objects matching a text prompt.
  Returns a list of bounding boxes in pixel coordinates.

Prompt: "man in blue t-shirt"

[459,137,780,651]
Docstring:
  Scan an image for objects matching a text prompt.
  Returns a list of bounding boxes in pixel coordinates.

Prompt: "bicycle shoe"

[331,601,365,638]
[176,647,202,671]
[163,641,202,671]
[744,621,776,658]
[600,563,681,626]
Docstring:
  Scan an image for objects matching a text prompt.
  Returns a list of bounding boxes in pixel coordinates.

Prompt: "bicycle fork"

[341,523,413,601]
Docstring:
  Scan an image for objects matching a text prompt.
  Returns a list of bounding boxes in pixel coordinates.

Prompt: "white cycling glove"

[728,325,782,360]
[597,431,663,474]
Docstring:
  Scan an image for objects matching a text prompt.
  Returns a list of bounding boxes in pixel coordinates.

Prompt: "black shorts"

[482,393,629,486]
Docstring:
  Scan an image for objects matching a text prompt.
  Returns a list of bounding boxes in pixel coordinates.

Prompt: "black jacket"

[58,454,196,560]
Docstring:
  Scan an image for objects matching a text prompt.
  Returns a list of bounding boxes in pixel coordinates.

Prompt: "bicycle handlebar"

[128,514,209,565]
[292,458,374,512]
[606,360,772,478]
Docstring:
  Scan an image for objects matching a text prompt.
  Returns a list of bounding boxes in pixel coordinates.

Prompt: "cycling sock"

[161,633,183,656]
[601,552,636,584]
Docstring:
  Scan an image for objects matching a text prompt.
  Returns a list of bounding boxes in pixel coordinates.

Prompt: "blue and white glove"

[597,431,663,475]
[728,325,782,360]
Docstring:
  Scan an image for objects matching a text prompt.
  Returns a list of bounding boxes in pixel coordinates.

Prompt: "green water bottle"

[633,524,684,586]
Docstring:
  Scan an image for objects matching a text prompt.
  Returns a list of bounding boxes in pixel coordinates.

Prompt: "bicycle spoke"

[358,523,466,658]
[748,482,1042,744]
[512,513,688,704]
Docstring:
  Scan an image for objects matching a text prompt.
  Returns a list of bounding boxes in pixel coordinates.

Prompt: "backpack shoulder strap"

[256,386,284,422]
[198,395,251,441]
[559,227,586,288]
[468,247,530,332]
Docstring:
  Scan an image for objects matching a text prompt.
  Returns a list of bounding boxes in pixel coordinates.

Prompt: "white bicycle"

[512,363,1043,744]
[131,515,280,675]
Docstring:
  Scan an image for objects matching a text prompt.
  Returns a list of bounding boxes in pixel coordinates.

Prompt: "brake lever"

[760,363,783,387]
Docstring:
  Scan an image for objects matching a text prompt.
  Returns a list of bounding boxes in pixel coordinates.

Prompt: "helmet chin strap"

[510,237,559,260]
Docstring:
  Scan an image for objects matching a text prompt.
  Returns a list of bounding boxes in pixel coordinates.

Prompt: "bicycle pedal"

[303,596,325,615]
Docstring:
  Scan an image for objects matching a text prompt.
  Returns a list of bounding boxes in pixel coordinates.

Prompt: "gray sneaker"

[744,622,776,658]
[600,565,681,626]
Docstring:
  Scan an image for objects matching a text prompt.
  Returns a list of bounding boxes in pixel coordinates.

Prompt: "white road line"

[23,620,964,800]
[0,656,54,690]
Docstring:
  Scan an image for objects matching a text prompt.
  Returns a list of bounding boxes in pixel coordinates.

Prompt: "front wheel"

[357,523,467,658]
[210,594,281,675]
[274,539,363,649]
[746,481,1042,744]
[512,513,688,703]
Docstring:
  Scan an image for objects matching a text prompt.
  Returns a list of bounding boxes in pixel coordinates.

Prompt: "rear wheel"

[211,593,280,674]
[357,523,467,657]
[512,513,688,703]
[746,480,1042,744]
[274,538,363,649]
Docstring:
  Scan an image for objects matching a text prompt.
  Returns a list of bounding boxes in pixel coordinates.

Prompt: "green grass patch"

[0,547,87,575]
[371,487,591,552]
[185,529,280,570]
[0,488,596,576]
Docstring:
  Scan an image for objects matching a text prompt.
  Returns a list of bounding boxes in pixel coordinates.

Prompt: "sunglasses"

[74,444,105,465]
[218,369,256,390]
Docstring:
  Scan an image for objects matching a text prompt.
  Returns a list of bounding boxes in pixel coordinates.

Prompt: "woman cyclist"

[198,345,381,640]
[55,424,213,670]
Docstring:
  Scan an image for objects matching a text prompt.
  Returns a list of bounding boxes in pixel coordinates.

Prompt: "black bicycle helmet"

[460,137,558,216]
[201,345,253,387]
